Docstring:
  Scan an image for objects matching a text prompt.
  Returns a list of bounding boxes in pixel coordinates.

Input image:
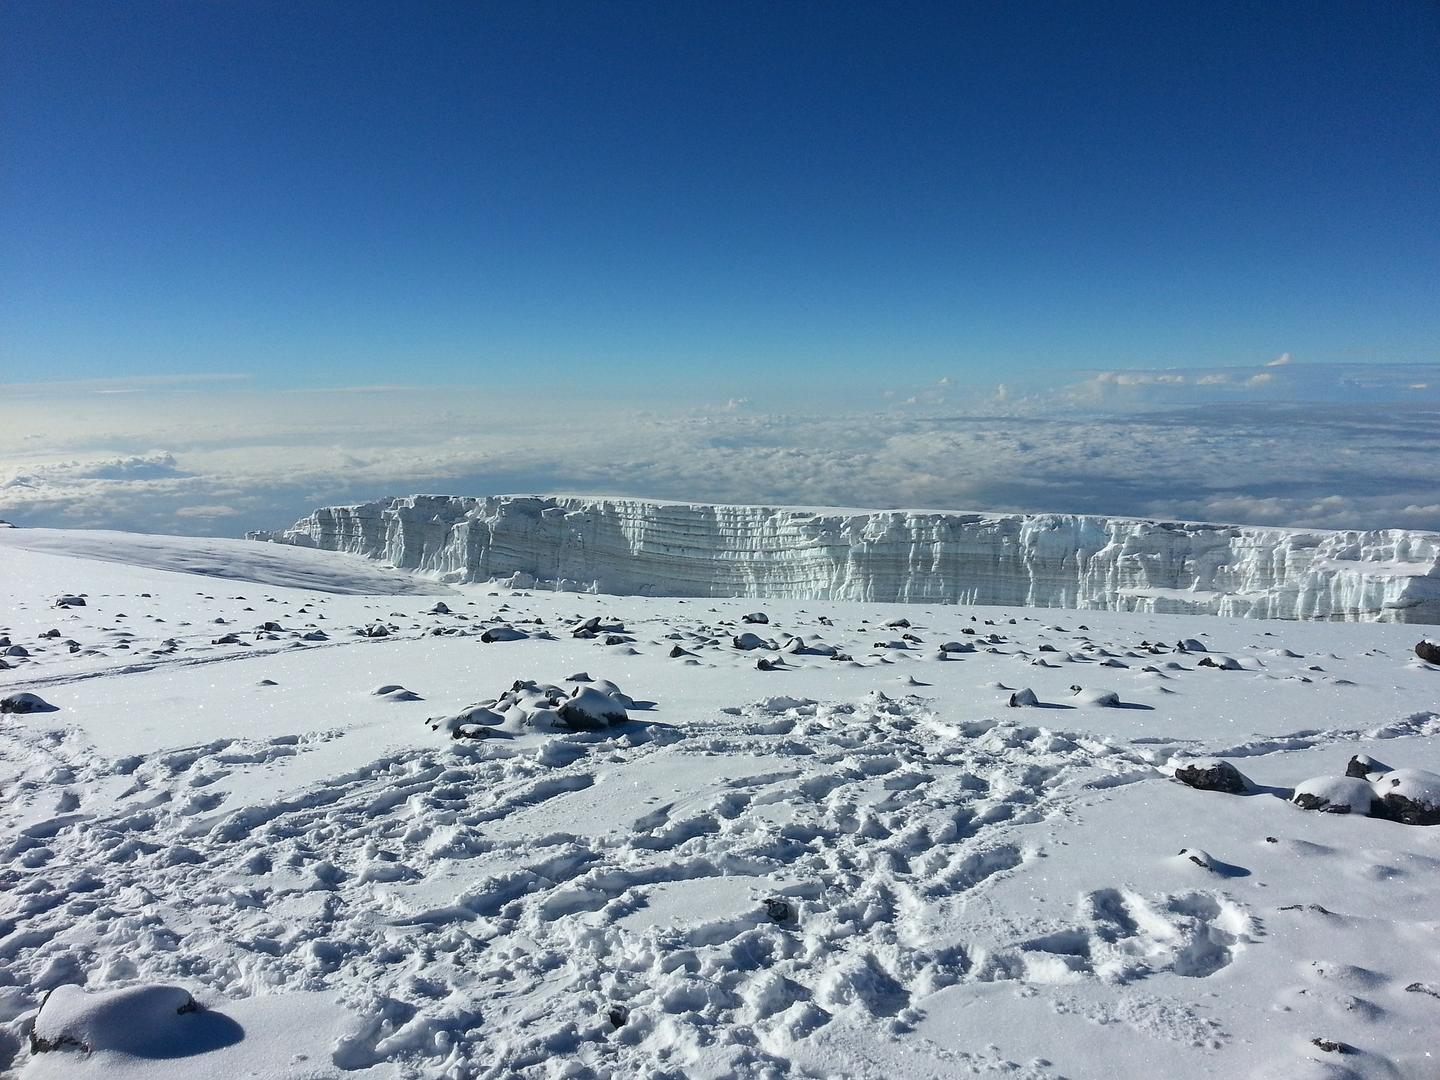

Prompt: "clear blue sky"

[3,1,1436,396]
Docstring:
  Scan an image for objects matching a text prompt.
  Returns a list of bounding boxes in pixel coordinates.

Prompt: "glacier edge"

[249,495,1440,624]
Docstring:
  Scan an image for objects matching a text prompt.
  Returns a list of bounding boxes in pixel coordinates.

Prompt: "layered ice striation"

[251,495,1440,623]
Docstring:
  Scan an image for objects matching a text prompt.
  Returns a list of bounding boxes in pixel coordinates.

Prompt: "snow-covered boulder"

[732,632,771,651]
[30,983,223,1056]
[372,684,422,701]
[556,686,629,730]
[1292,776,1376,815]
[1007,688,1038,707]
[54,595,86,608]
[430,704,507,739]
[1071,687,1121,707]
[1372,769,1440,825]
[742,612,769,624]
[1173,759,1250,794]
[1197,655,1242,670]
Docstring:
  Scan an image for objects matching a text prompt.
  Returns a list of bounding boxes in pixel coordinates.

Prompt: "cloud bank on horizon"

[3,359,1438,537]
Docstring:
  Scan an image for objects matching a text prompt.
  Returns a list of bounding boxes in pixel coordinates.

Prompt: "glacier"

[249,494,1440,623]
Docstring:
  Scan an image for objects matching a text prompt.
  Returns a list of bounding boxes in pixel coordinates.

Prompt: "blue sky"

[3,3,1439,535]
[3,1,1436,399]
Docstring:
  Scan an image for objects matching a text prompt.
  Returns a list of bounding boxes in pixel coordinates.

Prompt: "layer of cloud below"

[1,363,1438,536]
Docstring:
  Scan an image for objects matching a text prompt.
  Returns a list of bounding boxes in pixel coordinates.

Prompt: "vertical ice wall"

[250,494,1440,623]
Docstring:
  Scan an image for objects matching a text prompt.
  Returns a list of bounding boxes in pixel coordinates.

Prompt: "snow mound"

[1292,776,1376,815]
[30,983,234,1057]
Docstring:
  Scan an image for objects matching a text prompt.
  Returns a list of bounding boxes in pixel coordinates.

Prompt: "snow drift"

[251,495,1440,623]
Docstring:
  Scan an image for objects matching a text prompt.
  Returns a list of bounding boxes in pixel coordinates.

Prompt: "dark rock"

[556,687,627,730]
[1310,1038,1350,1054]
[480,626,528,643]
[1173,760,1249,794]
[1,692,57,714]
[764,897,792,922]
[1370,770,1440,825]
[741,612,769,624]
[1345,754,1390,779]
[607,1005,629,1028]
[1378,794,1440,826]
[1416,640,1440,665]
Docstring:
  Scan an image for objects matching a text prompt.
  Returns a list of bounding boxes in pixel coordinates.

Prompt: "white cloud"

[3,369,1439,535]
[1267,352,1294,366]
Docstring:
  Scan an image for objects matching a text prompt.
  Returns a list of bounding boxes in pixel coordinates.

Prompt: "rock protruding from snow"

[1345,753,1390,779]
[30,983,213,1056]
[1417,639,1440,664]
[1,691,56,714]
[256,494,1440,623]
[1292,776,1377,815]
[732,632,771,651]
[428,678,636,739]
[1373,769,1440,825]
[1173,759,1250,794]
[481,626,529,643]
[557,686,629,730]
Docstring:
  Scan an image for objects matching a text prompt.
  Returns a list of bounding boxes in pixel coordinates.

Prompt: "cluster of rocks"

[427,675,636,739]
[1294,756,1440,825]
[1173,755,1440,825]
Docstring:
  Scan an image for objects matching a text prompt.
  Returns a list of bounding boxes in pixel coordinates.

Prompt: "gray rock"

[1173,760,1250,794]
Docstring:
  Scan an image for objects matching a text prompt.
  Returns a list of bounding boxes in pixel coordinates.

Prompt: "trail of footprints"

[0,692,1256,1077]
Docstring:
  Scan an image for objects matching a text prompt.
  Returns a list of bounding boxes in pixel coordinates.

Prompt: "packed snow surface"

[2,528,1440,1079]
[254,494,1440,623]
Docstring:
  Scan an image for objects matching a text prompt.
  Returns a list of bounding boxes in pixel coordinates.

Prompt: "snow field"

[1,532,1438,1077]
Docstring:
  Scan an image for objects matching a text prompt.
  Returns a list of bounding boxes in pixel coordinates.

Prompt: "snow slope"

[2,529,1440,1078]
[254,494,1440,623]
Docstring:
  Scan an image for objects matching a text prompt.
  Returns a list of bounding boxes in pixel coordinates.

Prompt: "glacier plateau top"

[249,495,1440,623]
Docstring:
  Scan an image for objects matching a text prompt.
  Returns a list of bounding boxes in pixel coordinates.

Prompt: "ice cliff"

[250,495,1440,623]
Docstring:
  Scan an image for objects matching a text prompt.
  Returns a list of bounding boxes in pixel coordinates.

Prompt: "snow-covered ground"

[1,527,1438,1078]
